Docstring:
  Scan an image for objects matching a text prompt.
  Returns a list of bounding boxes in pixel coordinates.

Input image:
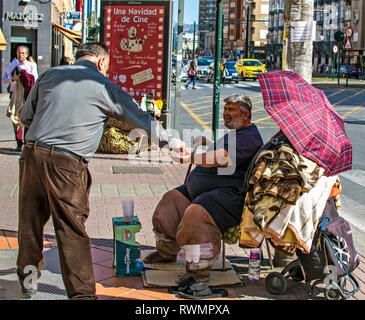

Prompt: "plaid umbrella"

[258,70,352,176]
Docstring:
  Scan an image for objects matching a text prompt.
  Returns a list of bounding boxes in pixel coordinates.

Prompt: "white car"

[196,58,214,81]
[172,59,188,83]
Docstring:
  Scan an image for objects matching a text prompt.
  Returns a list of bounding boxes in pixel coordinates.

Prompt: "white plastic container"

[122,200,134,222]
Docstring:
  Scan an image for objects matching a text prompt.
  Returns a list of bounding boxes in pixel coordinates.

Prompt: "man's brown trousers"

[17,143,96,300]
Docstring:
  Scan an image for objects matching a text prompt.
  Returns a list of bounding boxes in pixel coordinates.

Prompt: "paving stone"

[133,184,153,196]
[149,184,168,196]
[0,184,17,197]
[116,184,136,197]
[100,184,119,197]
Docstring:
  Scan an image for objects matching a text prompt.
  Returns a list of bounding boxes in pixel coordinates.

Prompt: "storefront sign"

[66,12,81,21]
[102,4,168,101]
[4,11,44,23]
[64,23,73,31]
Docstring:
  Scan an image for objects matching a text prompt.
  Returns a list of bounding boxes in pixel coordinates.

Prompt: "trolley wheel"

[324,277,346,300]
[265,272,288,295]
[324,287,341,300]
[289,266,304,282]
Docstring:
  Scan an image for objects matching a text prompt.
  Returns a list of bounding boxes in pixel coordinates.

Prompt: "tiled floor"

[1,229,364,300]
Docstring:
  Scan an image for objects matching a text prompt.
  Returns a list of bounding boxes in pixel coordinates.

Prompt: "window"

[260,29,268,39]
[261,4,269,15]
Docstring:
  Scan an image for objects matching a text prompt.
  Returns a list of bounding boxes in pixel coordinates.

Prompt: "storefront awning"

[52,23,82,45]
[0,27,7,51]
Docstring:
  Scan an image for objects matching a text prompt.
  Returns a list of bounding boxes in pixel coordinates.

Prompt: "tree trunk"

[283,0,314,84]
[274,0,314,267]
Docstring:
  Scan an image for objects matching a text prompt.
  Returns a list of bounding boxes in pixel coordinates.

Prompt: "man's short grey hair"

[224,94,252,114]
[75,42,110,60]
[17,45,29,54]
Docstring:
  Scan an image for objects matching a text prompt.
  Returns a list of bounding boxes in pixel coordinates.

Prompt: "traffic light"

[335,31,344,42]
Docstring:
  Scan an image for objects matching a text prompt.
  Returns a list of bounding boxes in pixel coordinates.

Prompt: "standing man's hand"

[169,137,186,153]
[169,147,192,164]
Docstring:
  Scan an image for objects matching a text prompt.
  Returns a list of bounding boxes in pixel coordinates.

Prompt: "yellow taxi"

[235,59,267,80]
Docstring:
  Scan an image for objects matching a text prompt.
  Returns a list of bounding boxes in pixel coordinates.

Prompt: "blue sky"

[172,0,199,24]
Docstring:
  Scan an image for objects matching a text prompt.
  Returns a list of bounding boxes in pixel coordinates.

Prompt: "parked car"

[207,60,239,83]
[196,58,214,81]
[236,59,267,80]
[171,58,188,83]
[201,55,214,60]
[339,65,360,79]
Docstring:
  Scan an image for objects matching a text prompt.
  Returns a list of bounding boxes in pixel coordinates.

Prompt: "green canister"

[112,216,142,277]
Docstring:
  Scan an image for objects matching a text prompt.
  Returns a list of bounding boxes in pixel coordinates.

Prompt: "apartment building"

[198,0,217,53]
[200,0,269,60]
[266,0,365,72]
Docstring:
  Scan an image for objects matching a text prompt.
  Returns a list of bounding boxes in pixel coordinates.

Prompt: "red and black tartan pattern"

[258,70,352,176]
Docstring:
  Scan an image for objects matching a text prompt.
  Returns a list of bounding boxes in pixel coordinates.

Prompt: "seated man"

[144,94,264,283]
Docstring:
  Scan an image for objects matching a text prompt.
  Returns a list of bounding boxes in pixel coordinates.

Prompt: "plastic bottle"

[248,248,261,280]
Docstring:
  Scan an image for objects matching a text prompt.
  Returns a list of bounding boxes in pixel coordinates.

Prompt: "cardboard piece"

[141,249,233,271]
[142,269,241,287]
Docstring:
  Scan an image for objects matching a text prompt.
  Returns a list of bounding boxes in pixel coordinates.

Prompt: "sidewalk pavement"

[0,93,364,301]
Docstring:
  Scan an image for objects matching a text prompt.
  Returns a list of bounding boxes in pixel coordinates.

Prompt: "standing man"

[2,45,38,151]
[18,43,184,300]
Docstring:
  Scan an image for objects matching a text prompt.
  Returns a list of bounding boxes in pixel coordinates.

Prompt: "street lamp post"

[82,0,88,43]
[245,2,251,58]
[212,0,223,140]
[173,0,184,133]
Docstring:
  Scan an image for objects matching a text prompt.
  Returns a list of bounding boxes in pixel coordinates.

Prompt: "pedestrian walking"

[2,45,38,152]
[17,42,184,300]
[186,60,197,89]
[221,58,228,86]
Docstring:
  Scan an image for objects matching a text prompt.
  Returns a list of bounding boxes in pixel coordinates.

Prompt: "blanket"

[240,175,339,254]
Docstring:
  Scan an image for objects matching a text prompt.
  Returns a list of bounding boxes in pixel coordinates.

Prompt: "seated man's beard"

[224,117,244,129]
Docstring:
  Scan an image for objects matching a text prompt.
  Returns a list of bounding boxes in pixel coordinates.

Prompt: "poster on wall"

[100,1,171,107]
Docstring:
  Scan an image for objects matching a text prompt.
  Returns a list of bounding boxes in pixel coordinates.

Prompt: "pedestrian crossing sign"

[344,38,352,50]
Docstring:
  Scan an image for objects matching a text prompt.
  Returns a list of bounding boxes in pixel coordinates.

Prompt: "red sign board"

[103,5,166,101]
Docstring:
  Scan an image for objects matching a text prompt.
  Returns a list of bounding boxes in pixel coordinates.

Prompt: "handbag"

[188,67,196,77]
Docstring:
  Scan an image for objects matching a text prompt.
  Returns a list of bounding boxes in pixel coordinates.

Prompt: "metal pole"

[193,21,196,61]
[173,0,184,133]
[82,0,88,43]
[212,0,223,140]
[337,1,341,85]
[245,4,250,58]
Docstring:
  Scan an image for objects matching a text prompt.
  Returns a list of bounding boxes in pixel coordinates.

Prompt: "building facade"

[251,0,269,60]
[266,0,365,72]
[198,0,217,54]
[200,0,269,60]
[0,0,78,93]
